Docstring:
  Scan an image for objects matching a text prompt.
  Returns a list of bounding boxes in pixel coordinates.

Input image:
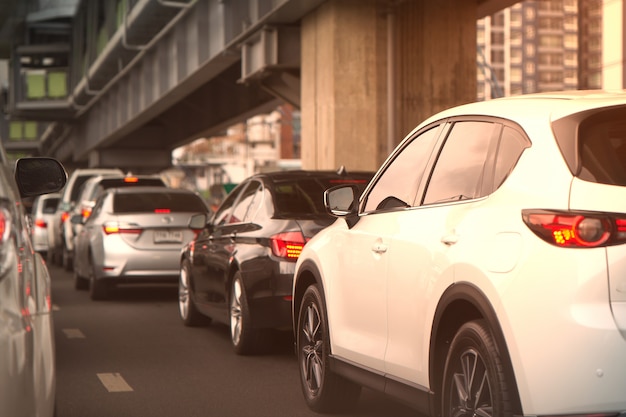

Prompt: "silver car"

[72,186,210,300]
[2,157,67,417]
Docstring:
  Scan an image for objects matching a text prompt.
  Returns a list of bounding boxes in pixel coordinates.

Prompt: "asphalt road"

[49,264,419,417]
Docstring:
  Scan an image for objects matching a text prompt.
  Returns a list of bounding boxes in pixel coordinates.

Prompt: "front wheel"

[296,284,360,412]
[441,319,516,417]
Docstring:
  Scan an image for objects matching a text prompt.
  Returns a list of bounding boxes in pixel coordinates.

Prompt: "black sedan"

[178,168,373,355]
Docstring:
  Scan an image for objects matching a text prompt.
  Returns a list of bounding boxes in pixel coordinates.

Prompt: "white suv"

[292,91,626,417]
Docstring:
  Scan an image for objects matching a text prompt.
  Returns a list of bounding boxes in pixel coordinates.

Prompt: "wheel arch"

[429,282,523,416]
[292,259,327,337]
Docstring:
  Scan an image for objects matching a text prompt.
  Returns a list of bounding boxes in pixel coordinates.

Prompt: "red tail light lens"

[270,231,308,261]
[35,219,47,228]
[124,177,139,183]
[61,211,70,223]
[154,208,170,214]
[522,210,625,248]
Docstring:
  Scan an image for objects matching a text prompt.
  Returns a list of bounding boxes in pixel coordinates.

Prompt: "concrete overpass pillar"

[300,0,477,171]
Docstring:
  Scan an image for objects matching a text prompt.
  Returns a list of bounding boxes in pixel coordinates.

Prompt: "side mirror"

[324,184,360,217]
[188,213,208,230]
[14,157,67,198]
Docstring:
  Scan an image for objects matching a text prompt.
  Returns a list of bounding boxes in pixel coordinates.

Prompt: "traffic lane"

[50,265,418,417]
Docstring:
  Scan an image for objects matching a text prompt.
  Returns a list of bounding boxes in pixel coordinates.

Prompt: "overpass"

[0,0,518,173]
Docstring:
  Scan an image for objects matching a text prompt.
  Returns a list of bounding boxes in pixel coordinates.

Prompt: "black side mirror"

[14,157,67,198]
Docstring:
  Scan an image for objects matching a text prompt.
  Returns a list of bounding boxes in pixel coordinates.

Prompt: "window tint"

[364,126,440,212]
[492,126,529,190]
[231,180,262,223]
[113,192,207,213]
[423,121,495,205]
[43,197,59,213]
[578,117,626,185]
[213,185,244,225]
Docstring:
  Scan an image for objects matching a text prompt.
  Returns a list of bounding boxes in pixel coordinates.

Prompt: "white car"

[1,156,67,417]
[29,192,60,258]
[292,90,626,417]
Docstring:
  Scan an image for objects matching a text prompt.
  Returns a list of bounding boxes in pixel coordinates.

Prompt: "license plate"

[154,230,183,243]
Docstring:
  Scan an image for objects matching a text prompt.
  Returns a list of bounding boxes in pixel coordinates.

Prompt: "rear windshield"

[43,198,59,213]
[578,109,626,186]
[273,177,370,216]
[92,178,165,199]
[113,192,207,213]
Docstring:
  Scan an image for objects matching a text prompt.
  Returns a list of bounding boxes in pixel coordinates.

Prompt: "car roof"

[107,186,194,194]
[418,89,626,128]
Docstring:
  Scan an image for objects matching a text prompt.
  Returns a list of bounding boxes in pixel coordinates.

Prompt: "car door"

[325,124,444,372]
[383,119,529,388]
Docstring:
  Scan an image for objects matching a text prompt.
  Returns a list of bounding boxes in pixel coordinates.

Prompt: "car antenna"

[336,165,347,176]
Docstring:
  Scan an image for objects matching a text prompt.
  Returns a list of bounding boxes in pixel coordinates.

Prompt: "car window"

[213,184,245,226]
[231,180,262,223]
[363,125,441,212]
[491,125,529,191]
[43,197,59,213]
[578,117,626,186]
[113,192,207,213]
[422,121,495,205]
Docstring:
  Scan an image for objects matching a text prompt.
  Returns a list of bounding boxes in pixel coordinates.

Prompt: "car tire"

[62,246,73,271]
[296,284,361,412]
[73,267,89,290]
[441,319,516,417]
[89,259,108,300]
[230,272,267,355]
[179,260,211,326]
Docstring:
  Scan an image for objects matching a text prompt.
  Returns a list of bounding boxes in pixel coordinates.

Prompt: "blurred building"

[477,0,605,100]
[169,103,301,207]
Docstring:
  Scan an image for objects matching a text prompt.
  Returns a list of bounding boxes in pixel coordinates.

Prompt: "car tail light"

[103,222,142,235]
[124,177,139,183]
[81,207,92,219]
[154,208,170,214]
[61,211,70,223]
[35,219,47,228]
[270,231,308,261]
[522,209,626,248]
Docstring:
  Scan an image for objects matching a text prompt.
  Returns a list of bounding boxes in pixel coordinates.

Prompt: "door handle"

[371,242,388,254]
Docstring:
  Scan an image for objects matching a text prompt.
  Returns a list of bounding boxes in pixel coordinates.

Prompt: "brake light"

[270,231,308,261]
[81,207,92,219]
[35,219,47,228]
[103,222,142,235]
[124,177,139,183]
[522,210,626,248]
[154,208,170,214]
[61,211,70,223]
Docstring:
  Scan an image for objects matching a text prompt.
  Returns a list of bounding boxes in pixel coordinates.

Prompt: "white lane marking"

[62,328,85,339]
[97,373,134,392]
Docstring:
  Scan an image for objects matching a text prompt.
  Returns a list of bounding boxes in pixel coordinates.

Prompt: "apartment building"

[478,0,605,100]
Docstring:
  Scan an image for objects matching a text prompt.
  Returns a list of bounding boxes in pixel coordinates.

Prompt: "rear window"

[273,177,370,216]
[113,192,207,213]
[43,198,59,213]
[92,178,166,200]
[578,109,626,186]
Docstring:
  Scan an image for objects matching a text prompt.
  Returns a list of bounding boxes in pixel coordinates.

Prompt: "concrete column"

[300,0,477,171]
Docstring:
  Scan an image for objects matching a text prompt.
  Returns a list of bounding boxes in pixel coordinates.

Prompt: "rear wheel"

[441,319,515,417]
[296,284,361,412]
[179,260,210,326]
[230,272,268,355]
[73,267,89,290]
[89,259,109,300]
